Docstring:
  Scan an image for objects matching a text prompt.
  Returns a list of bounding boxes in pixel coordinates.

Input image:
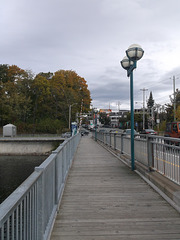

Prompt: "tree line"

[0,64,91,133]
[98,90,180,132]
[130,90,180,131]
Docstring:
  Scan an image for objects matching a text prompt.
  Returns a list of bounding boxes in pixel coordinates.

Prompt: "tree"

[0,65,92,133]
[31,74,51,131]
[0,64,9,83]
[0,65,33,125]
[147,91,154,111]
[165,89,180,122]
[99,112,111,125]
[49,70,91,126]
[176,105,180,121]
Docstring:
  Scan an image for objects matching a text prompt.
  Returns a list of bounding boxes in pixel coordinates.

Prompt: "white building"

[109,110,129,128]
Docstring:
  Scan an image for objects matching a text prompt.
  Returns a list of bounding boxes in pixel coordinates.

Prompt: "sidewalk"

[50,135,180,240]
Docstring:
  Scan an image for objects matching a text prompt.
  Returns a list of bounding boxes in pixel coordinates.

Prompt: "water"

[0,155,47,203]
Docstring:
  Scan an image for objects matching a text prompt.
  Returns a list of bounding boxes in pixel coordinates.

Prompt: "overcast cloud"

[1,0,180,110]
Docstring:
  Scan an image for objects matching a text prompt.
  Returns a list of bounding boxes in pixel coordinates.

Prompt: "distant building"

[109,110,129,128]
[99,109,112,114]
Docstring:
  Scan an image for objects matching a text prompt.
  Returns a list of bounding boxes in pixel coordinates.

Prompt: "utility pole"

[140,88,148,129]
[117,101,121,111]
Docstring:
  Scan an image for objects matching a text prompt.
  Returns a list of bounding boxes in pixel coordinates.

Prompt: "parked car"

[140,129,157,135]
[62,132,71,138]
[123,129,138,137]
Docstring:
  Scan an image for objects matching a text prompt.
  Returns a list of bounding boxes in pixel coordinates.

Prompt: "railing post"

[114,133,116,150]
[109,133,111,147]
[147,136,154,170]
[35,167,44,240]
[121,133,124,154]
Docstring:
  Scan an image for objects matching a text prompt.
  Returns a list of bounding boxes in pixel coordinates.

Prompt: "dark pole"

[121,44,144,171]
[95,112,97,141]
[130,70,135,171]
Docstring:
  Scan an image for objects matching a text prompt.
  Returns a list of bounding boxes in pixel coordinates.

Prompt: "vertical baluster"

[7,218,10,240]
[23,197,26,240]
[20,202,23,240]
[34,183,38,240]
[29,191,32,240]
[12,212,14,239]
[16,207,19,240]
[1,224,4,239]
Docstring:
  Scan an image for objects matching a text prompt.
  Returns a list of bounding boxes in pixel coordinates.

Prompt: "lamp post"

[121,44,144,171]
[69,103,77,129]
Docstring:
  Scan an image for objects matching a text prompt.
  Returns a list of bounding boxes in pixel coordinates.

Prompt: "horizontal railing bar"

[0,171,41,226]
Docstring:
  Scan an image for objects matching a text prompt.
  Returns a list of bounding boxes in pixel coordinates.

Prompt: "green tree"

[99,112,111,125]
[147,91,154,111]
[0,65,33,125]
[0,64,9,83]
[0,65,91,133]
[31,74,51,131]
[50,70,91,126]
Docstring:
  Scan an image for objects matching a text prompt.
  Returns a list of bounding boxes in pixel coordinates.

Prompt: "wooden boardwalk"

[50,135,180,240]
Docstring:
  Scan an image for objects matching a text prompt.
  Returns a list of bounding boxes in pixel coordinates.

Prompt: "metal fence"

[93,131,180,185]
[0,133,81,240]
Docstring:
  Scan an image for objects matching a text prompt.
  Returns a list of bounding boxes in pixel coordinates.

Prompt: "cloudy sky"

[1,0,180,110]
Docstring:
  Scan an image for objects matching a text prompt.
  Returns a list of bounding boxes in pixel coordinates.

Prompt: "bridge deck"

[50,135,180,240]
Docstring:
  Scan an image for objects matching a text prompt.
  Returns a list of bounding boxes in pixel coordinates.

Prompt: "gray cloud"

[1,0,180,109]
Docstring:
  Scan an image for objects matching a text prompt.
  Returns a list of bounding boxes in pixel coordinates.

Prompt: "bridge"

[0,132,180,239]
[0,136,65,155]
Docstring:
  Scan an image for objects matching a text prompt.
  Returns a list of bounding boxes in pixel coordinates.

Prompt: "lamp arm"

[127,61,137,77]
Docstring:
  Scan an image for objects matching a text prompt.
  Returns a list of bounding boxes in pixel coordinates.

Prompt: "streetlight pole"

[121,44,144,171]
[69,103,77,129]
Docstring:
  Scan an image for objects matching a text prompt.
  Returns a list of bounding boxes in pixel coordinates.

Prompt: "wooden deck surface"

[50,135,180,240]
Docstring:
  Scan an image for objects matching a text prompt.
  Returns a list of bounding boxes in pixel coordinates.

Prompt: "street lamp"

[121,44,144,170]
[69,103,77,129]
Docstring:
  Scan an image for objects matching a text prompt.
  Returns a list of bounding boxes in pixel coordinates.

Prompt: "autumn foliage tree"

[49,70,91,124]
[0,65,91,133]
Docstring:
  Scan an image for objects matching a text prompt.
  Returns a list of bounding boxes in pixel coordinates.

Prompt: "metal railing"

[93,131,180,185]
[0,133,81,240]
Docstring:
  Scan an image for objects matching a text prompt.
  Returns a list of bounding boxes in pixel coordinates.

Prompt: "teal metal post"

[127,61,136,171]
[130,71,135,171]
[121,44,144,171]
[95,112,97,141]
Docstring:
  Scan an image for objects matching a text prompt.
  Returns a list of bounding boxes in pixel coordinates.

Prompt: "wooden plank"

[50,136,180,239]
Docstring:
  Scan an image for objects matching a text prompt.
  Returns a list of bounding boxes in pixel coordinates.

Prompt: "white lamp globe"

[126,44,144,61]
[121,56,133,70]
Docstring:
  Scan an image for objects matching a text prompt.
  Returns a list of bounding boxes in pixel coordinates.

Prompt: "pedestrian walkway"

[50,135,180,240]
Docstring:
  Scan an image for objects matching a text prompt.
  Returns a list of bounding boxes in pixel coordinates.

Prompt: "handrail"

[93,131,180,185]
[0,133,81,240]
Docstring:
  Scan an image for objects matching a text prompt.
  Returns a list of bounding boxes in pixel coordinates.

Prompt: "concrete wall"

[0,137,64,155]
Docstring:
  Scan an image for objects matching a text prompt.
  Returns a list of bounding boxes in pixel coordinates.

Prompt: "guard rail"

[93,131,180,185]
[0,133,81,240]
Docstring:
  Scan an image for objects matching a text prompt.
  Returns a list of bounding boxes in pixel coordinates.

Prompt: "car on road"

[140,129,157,135]
[123,129,138,137]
